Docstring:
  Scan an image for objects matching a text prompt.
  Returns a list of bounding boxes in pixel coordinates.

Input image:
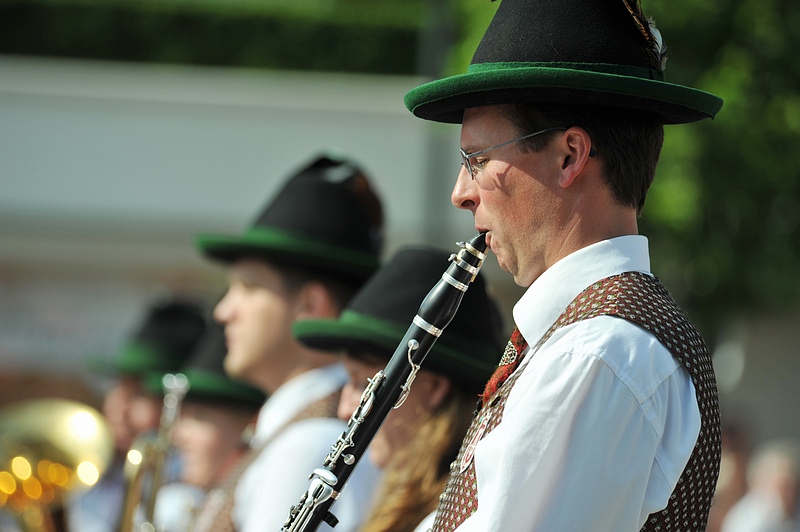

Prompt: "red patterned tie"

[481,326,528,404]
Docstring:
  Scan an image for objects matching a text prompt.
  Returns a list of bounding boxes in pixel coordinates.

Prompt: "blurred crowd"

[708,419,800,532]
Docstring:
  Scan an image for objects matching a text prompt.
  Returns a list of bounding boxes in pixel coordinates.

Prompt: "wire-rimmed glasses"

[459,127,567,179]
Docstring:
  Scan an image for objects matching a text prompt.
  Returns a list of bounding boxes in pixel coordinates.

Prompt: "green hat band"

[181,369,265,406]
[405,61,723,124]
[197,226,379,274]
[108,344,185,376]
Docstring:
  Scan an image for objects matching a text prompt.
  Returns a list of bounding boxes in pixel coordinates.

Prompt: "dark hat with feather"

[405,0,722,124]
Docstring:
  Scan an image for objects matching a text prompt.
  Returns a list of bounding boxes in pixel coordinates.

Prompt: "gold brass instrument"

[0,398,114,532]
[118,373,189,532]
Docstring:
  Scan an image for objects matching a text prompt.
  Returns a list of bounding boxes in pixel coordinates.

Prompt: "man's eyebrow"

[461,140,485,154]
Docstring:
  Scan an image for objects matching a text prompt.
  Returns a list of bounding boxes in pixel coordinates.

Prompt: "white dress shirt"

[456,236,701,531]
[234,363,381,532]
[154,481,205,531]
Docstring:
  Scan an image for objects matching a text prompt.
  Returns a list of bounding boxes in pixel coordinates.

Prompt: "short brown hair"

[501,103,664,214]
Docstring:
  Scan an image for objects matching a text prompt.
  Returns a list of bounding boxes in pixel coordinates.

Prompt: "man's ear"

[558,127,594,189]
[295,281,339,320]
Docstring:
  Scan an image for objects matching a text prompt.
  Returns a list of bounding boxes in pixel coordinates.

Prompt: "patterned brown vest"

[188,390,341,532]
[432,272,721,531]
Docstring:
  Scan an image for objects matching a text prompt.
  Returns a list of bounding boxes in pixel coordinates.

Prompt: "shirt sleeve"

[457,317,700,531]
[234,417,381,532]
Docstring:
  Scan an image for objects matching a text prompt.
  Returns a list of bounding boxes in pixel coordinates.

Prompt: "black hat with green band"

[196,154,384,288]
[90,300,207,377]
[293,247,505,394]
[145,321,265,410]
[404,0,723,125]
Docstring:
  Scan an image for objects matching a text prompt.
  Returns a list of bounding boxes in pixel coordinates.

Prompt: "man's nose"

[451,166,477,210]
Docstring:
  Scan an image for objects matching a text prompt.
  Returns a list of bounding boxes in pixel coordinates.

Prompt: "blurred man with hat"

[404,0,722,530]
[196,153,384,531]
[68,298,207,532]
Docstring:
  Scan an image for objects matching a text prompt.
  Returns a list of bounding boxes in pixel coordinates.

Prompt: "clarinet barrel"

[282,233,488,532]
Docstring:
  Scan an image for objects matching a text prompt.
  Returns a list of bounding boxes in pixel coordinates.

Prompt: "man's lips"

[480,229,492,250]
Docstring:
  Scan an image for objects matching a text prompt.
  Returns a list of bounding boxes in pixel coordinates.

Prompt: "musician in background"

[722,438,800,532]
[152,321,265,531]
[196,154,384,531]
[68,299,206,532]
[292,247,504,532]
[402,0,723,529]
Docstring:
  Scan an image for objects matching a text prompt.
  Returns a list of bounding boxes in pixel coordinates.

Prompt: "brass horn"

[117,373,189,532]
[0,398,114,532]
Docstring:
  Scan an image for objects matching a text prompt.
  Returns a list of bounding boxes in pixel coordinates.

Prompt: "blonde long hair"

[359,385,477,532]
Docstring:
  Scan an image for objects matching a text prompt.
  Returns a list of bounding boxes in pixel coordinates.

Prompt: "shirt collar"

[512,235,651,348]
[252,363,346,444]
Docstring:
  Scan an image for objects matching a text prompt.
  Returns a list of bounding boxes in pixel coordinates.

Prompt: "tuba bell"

[0,398,114,532]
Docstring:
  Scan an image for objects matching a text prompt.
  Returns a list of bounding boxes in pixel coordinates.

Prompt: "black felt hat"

[293,247,505,394]
[196,154,384,287]
[91,300,207,377]
[145,322,266,410]
[405,0,723,124]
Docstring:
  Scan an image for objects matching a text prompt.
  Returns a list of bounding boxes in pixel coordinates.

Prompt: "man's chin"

[497,258,533,288]
[223,355,245,379]
[494,253,512,276]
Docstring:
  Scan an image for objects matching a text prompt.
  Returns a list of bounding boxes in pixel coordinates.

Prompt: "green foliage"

[444,0,499,75]
[640,0,800,334]
[0,0,424,73]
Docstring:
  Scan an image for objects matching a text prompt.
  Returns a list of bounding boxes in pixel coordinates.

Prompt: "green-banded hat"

[196,154,384,288]
[405,0,722,124]
[144,322,265,411]
[90,300,207,378]
[293,247,505,394]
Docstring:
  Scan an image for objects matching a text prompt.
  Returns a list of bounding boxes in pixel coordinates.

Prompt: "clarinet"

[282,233,488,532]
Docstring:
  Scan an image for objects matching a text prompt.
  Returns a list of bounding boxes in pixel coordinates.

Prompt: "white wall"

[0,55,495,390]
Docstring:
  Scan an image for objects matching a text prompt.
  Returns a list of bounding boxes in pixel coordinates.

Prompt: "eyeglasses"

[459,127,567,179]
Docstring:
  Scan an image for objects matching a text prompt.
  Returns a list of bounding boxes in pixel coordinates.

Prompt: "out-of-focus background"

[0,0,798,527]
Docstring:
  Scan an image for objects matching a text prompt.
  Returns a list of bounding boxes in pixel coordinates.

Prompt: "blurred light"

[713,339,746,393]
[0,471,15,495]
[36,460,52,481]
[22,477,42,499]
[23,508,43,528]
[69,410,100,441]
[11,457,31,480]
[76,462,100,486]
[127,449,143,466]
[48,463,69,486]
